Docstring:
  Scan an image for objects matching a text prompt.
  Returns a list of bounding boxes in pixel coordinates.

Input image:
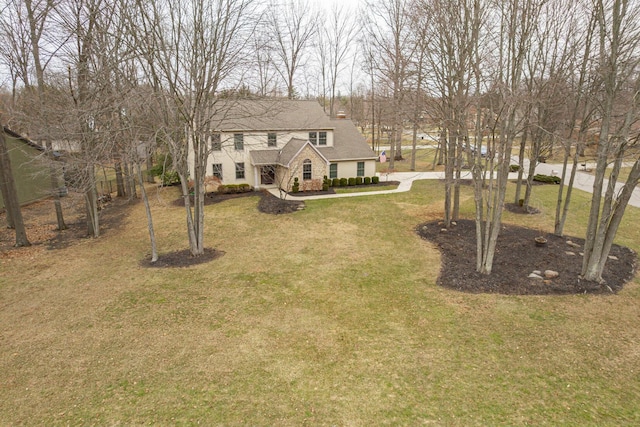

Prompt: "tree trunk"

[136,162,157,262]
[115,161,126,197]
[45,140,67,230]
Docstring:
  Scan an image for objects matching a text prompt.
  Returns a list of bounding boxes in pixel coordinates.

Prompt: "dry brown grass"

[1,182,639,425]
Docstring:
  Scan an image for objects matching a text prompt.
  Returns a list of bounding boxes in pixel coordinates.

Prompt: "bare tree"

[323,4,356,118]
[362,0,414,168]
[267,0,317,100]
[581,0,640,283]
[131,0,257,256]
[554,4,599,236]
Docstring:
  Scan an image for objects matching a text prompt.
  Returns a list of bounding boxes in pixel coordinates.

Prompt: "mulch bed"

[140,247,224,268]
[417,219,637,295]
[171,191,258,207]
[257,191,305,214]
[504,203,541,214]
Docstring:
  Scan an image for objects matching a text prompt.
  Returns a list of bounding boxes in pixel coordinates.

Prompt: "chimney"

[336,110,346,119]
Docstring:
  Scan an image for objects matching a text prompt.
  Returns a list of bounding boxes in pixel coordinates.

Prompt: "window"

[329,163,338,179]
[319,131,327,145]
[357,161,365,177]
[235,162,245,179]
[234,133,244,150]
[268,132,277,147]
[211,133,221,151]
[308,131,328,145]
[303,159,312,180]
[212,163,223,180]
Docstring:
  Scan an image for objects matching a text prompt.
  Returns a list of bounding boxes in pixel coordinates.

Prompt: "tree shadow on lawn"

[417,219,637,295]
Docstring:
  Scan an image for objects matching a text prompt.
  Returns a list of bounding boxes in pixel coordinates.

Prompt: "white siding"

[203,130,333,187]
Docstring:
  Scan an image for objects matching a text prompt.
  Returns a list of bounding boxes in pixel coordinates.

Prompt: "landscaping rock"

[608,255,619,261]
[544,270,559,279]
[528,273,543,279]
[565,251,576,256]
[566,240,581,248]
[533,270,542,275]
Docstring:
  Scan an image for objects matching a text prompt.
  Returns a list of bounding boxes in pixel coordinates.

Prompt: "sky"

[0,0,371,96]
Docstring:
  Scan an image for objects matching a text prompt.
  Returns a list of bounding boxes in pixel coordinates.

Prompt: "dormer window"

[308,131,327,146]
[319,131,327,145]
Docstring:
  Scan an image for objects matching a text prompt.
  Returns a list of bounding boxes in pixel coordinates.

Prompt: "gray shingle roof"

[224,99,376,164]
[319,119,377,161]
[251,137,330,167]
[213,100,334,131]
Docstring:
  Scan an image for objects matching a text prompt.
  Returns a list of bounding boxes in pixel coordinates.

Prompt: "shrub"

[148,154,181,186]
[364,176,371,185]
[371,176,379,184]
[348,177,356,186]
[533,174,561,184]
[218,184,233,194]
[355,177,363,185]
[339,178,348,187]
[218,184,251,194]
[292,177,300,193]
[509,164,520,172]
[322,182,329,191]
[332,178,340,187]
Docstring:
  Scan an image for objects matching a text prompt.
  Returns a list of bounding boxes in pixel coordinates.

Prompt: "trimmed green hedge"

[372,176,380,184]
[218,183,253,194]
[533,174,561,184]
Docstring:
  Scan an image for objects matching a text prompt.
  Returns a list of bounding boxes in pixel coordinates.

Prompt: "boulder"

[544,270,559,279]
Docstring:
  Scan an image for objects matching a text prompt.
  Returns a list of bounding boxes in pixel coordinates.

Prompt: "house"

[0,127,55,210]
[189,100,377,191]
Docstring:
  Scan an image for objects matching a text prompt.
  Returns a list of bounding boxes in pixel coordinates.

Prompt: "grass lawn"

[1,181,640,425]
[376,148,443,173]
[333,184,398,194]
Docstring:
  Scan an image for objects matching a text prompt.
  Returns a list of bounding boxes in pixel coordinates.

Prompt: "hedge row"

[325,176,379,188]
[533,174,561,184]
[218,183,253,194]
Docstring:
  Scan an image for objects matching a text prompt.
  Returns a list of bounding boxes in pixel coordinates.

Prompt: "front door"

[260,165,275,185]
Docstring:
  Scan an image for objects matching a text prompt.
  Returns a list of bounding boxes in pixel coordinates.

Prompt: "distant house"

[188,100,377,192]
[0,127,54,210]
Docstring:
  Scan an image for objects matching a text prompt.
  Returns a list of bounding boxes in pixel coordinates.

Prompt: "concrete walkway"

[268,163,640,207]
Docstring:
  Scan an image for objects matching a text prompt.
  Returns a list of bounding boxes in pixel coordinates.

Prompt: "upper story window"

[234,133,244,150]
[303,159,312,180]
[211,133,221,151]
[318,131,327,145]
[308,131,327,145]
[268,133,277,147]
